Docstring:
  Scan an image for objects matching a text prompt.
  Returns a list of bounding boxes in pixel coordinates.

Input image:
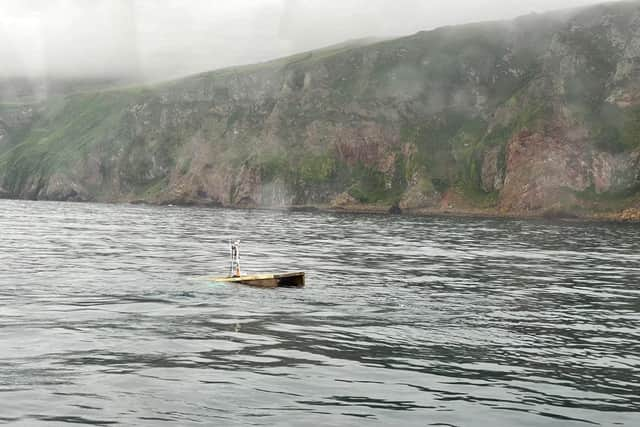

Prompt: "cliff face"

[1,2,640,218]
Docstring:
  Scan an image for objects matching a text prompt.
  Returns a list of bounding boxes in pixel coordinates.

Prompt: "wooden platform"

[209,272,305,288]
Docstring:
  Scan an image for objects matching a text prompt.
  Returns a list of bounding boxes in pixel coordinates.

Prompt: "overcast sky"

[0,0,606,81]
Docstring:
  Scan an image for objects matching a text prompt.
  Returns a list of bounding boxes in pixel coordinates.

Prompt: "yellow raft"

[209,272,305,288]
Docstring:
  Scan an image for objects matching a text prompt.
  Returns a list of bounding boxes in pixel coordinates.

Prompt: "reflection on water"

[0,199,639,426]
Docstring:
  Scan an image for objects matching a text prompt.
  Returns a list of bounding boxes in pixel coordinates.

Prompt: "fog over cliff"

[1,0,603,81]
[2,1,640,220]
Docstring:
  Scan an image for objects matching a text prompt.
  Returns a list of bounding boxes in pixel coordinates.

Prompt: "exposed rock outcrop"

[481,146,505,193]
[592,150,640,193]
[500,126,592,212]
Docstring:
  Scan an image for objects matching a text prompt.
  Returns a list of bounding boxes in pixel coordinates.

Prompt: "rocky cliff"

[1,1,640,219]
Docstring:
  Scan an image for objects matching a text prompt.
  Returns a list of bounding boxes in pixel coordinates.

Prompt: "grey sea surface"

[0,199,639,426]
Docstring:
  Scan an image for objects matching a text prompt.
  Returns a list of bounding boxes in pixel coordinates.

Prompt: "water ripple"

[1,200,639,426]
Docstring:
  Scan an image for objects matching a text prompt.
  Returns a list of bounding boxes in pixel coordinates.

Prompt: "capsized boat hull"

[209,272,305,288]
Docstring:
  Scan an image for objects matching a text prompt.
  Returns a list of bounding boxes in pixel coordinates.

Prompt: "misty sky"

[0,0,605,81]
